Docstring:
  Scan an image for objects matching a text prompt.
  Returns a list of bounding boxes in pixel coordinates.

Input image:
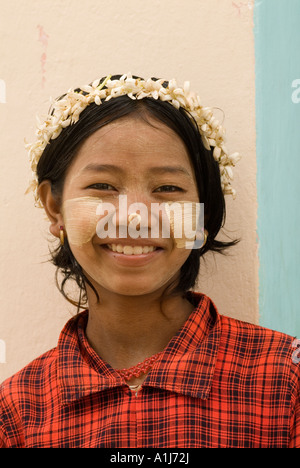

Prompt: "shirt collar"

[57,292,221,405]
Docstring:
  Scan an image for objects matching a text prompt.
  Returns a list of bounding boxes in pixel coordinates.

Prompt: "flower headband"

[25,73,241,208]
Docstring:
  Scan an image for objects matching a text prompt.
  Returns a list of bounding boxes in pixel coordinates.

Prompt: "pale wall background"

[0,0,257,381]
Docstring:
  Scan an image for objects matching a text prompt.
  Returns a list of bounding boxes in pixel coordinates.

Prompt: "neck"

[85,285,194,372]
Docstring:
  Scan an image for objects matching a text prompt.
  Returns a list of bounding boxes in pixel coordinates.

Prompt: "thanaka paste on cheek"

[62,196,103,246]
[164,201,204,249]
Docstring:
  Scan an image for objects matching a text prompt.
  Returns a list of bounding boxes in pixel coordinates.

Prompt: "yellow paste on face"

[62,196,104,246]
[164,201,204,248]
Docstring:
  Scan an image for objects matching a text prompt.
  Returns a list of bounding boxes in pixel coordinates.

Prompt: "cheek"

[165,201,203,248]
[62,197,103,246]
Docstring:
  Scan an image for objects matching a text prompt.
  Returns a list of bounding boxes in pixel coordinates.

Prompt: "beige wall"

[0,0,257,381]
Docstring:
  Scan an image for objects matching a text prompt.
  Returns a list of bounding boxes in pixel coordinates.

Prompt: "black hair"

[37,75,238,311]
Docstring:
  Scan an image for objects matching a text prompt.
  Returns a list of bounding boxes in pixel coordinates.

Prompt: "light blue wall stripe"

[254,0,300,336]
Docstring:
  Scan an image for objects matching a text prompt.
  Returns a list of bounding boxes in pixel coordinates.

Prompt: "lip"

[99,242,165,267]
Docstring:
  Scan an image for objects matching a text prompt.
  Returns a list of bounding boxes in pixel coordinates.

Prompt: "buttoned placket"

[123,385,149,448]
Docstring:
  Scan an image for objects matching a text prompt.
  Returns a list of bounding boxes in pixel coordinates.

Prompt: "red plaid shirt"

[1,292,300,448]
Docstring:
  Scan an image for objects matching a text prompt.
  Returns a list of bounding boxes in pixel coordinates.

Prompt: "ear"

[38,180,64,239]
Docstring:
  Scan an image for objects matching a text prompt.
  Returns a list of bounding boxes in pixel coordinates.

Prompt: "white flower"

[228,152,242,165]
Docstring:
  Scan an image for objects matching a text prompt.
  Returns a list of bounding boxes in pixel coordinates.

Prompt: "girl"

[1,74,299,448]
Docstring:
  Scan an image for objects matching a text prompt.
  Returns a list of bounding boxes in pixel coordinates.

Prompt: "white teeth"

[106,244,157,255]
[123,246,133,255]
[132,246,143,255]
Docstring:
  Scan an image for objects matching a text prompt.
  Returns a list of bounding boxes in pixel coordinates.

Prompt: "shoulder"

[0,348,58,448]
[0,347,58,409]
[218,314,300,386]
[0,312,86,411]
[220,313,296,352]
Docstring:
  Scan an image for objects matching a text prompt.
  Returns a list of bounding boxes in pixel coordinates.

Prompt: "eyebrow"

[81,163,125,174]
[148,166,192,178]
[81,163,192,178]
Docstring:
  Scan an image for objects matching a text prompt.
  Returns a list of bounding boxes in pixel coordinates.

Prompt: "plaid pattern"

[1,292,300,448]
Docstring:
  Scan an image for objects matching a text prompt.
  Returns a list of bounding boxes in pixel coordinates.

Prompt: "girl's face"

[61,116,200,297]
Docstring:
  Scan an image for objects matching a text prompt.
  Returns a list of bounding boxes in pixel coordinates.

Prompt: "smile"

[106,244,158,255]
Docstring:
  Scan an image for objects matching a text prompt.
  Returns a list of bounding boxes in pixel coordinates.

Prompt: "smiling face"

[61,115,200,297]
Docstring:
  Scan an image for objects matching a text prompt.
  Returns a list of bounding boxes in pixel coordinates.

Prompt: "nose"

[116,194,153,239]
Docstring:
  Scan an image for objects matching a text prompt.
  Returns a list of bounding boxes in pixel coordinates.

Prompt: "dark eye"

[87,183,116,190]
[154,185,183,192]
